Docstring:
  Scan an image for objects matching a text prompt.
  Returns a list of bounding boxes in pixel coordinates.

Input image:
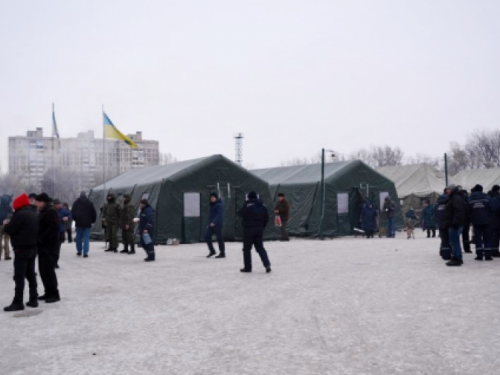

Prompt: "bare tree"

[0,174,27,196]
[160,152,178,165]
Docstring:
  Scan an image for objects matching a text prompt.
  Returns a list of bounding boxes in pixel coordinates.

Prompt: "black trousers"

[280,218,289,240]
[439,228,451,259]
[490,226,500,256]
[426,226,436,238]
[242,227,271,270]
[205,226,225,253]
[38,252,59,297]
[66,228,72,243]
[13,249,38,303]
[462,224,471,252]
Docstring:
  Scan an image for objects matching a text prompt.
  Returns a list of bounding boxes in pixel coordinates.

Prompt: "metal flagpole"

[103,105,106,195]
[52,103,56,198]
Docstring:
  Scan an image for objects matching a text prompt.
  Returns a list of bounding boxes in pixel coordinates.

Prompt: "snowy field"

[0,234,499,375]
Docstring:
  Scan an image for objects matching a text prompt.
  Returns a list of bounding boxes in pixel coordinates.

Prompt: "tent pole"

[319,148,325,239]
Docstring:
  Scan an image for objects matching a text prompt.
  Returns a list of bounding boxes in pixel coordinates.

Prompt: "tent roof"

[376,164,445,198]
[251,161,358,185]
[451,168,500,191]
[93,155,221,190]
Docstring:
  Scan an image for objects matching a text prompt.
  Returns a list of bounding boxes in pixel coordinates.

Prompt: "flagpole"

[103,105,106,197]
[52,103,56,198]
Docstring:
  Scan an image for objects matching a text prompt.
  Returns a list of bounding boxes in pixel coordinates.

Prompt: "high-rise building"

[8,128,159,192]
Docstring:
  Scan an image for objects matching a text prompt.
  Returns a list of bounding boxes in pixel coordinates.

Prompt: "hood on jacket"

[248,198,264,207]
[1,194,12,207]
[470,190,489,200]
[437,193,449,205]
[13,193,30,211]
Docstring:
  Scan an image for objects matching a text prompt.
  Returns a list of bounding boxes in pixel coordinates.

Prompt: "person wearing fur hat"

[2,193,39,312]
[468,184,493,261]
[488,185,500,257]
[36,192,61,303]
[205,192,225,258]
[238,191,271,273]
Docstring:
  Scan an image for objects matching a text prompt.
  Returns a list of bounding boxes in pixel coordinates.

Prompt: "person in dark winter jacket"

[444,185,467,266]
[383,196,396,238]
[422,199,437,238]
[361,201,378,238]
[435,190,451,260]
[205,193,225,258]
[0,194,13,260]
[238,191,271,273]
[139,199,155,262]
[468,184,493,261]
[72,192,97,257]
[2,193,39,312]
[35,193,61,303]
[28,193,38,213]
[62,202,73,243]
[489,185,500,257]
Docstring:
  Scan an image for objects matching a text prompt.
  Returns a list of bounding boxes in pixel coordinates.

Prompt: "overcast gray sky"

[1,0,499,171]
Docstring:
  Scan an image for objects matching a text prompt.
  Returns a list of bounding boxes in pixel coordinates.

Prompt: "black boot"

[446,259,463,266]
[128,244,135,254]
[207,251,216,258]
[4,297,24,312]
[215,252,226,258]
[26,299,38,308]
[104,248,114,252]
[240,268,252,273]
[120,244,129,254]
[45,291,60,303]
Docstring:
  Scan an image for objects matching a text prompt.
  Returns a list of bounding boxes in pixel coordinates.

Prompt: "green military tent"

[252,160,403,237]
[89,155,276,244]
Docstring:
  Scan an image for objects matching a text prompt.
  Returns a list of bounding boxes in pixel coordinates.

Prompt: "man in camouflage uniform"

[120,194,136,254]
[103,194,121,253]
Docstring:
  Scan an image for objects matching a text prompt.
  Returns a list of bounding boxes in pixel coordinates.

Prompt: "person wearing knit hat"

[2,193,39,312]
[35,192,61,303]
[468,184,493,261]
[444,184,467,267]
[238,191,272,273]
[205,192,225,258]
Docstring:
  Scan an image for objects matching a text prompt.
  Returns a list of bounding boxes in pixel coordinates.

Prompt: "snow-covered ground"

[1,234,499,375]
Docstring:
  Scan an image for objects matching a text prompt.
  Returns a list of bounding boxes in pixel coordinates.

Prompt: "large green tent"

[252,160,403,237]
[89,155,277,244]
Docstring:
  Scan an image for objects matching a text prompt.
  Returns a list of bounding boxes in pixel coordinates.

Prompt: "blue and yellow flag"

[103,112,139,149]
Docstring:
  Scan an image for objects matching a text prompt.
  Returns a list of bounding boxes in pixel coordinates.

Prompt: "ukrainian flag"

[103,112,139,149]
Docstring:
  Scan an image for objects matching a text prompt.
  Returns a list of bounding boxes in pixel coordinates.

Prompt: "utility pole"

[234,133,244,165]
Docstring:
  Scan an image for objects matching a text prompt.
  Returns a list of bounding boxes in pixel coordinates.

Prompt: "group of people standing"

[101,194,156,262]
[435,183,500,267]
[2,193,62,311]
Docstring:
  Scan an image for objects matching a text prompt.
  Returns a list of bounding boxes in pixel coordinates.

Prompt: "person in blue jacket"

[205,193,225,259]
[360,201,378,238]
[139,199,155,262]
[422,199,437,238]
[468,184,492,261]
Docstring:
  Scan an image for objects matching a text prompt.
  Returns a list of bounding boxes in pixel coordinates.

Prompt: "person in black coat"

[488,185,500,257]
[468,184,493,261]
[237,191,271,273]
[444,185,467,266]
[360,201,378,238]
[72,191,97,257]
[2,193,39,312]
[461,190,472,253]
[435,190,451,260]
[36,193,61,303]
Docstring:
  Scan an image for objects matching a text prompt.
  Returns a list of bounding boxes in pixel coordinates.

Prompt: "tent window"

[184,193,200,217]
[337,193,349,214]
[380,192,389,209]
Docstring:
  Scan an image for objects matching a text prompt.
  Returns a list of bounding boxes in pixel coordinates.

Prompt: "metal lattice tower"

[234,133,244,165]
